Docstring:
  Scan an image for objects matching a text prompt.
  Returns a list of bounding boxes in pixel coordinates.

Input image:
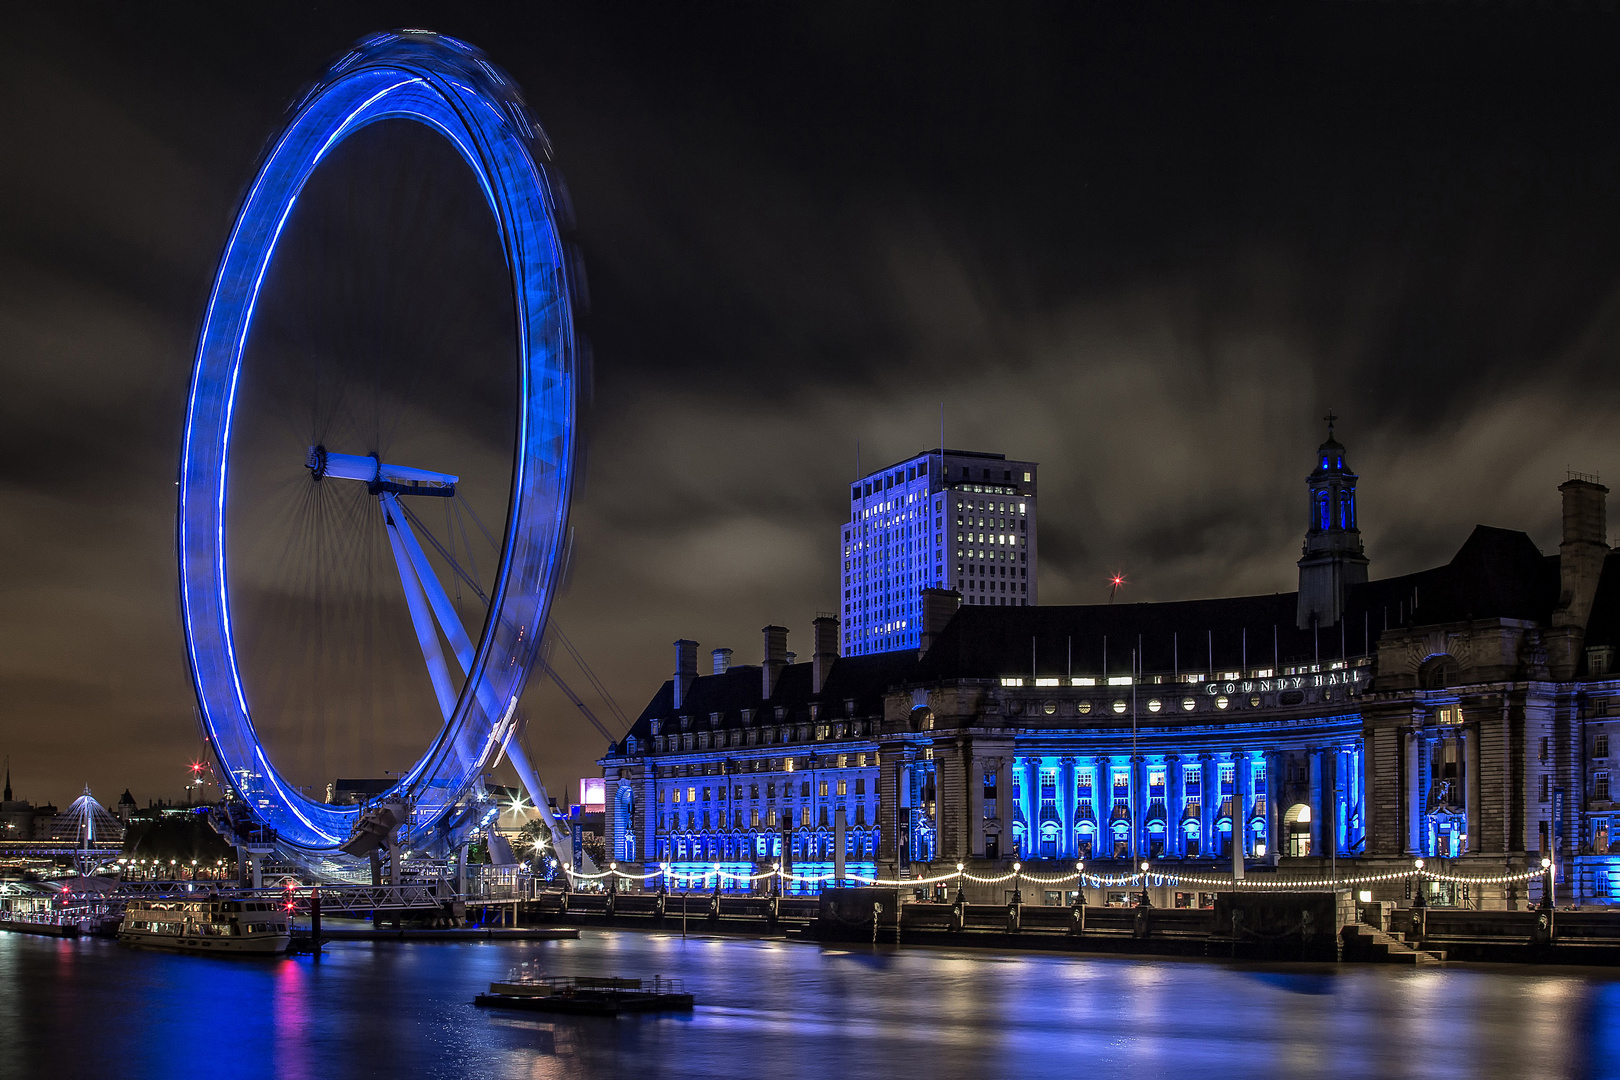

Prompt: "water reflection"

[2,930,1619,1079]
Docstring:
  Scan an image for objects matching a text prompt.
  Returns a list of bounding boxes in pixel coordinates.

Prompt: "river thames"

[3,929,1619,1080]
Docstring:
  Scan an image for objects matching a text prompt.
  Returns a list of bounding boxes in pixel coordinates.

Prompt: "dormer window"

[680,715,691,731]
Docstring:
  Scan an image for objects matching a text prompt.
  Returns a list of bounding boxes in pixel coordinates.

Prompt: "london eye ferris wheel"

[176,31,582,862]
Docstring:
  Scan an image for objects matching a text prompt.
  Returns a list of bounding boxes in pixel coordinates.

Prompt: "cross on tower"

[1324,410,1338,434]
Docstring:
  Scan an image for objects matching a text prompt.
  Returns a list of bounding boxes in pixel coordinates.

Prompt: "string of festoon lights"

[563,856,1545,890]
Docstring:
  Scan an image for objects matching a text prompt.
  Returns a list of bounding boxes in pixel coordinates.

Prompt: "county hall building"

[598,427,1620,909]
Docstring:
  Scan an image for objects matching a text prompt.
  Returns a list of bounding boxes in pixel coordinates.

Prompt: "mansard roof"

[913,524,1564,682]
[625,649,919,741]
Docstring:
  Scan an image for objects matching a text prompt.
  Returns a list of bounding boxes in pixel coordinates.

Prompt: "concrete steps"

[1342,923,1446,965]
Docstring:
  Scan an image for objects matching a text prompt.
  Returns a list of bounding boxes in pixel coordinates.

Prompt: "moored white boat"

[118,897,291,955]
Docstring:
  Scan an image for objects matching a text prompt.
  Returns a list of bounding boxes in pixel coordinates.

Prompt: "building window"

[1539,775,1550,802]
[1597,771,1612,802]
[1598,733,1610,758]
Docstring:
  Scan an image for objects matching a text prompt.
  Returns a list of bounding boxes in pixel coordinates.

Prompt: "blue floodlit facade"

[177,31,579,851]
[603,431,1620,909]
[841,449,1039,656]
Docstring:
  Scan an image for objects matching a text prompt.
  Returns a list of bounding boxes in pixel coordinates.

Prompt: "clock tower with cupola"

[1296,413,1368,630]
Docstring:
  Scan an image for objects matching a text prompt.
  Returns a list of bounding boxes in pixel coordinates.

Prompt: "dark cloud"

[4,3,1620,808]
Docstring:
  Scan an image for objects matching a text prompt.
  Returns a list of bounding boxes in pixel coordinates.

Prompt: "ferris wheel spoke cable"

[398,500,490,605]
[548,624,632,734]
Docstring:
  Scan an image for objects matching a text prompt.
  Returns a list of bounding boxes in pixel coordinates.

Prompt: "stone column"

[1361,727,1377,856]
[1266,749,1282,859]
[1321,748,1337,858]
[1464,724,1482,854]
[877,755,903,872]
[642,768,658,869]
[1022,756,1039,859]
[1167,754,1184,858]
[1416,734,1432,858]
[1200,753,1216,861]
[969,753,986,858]
[1133,755,1149,860]
[1059,757,1075,858]
[1236,753,1253,858]
[1404,729,1421,855]
[995,756,1013,860]
[1094,755,1111,860]
[1307,748,1323,856]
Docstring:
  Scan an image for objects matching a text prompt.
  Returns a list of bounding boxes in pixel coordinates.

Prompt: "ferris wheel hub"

[306,445,459,495]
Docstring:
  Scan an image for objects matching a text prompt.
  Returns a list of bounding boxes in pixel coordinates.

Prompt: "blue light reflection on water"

[3,930,1620,1080]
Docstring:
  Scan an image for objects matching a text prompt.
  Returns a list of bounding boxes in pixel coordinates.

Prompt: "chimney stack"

[761,625,789,699]
[918,587,962,657]
[673,639,699,709]
[711,648,733,675]
[1547,477,1609,678]
[812,614,839,693]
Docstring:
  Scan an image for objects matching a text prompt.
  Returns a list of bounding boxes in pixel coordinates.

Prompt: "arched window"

[1317,491,1330,531]
[1419,655,1458,690]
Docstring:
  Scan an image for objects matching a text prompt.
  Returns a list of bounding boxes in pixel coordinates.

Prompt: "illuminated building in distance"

[599,426,1620,909]
[841,449,1038,656]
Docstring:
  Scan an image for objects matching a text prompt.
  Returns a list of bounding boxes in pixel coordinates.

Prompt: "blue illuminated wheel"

[178,31,579,854]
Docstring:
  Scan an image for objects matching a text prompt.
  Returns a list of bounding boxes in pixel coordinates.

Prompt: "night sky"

[5,3,1620,809]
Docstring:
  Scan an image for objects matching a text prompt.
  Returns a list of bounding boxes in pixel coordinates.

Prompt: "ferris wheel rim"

[177,30,578,853]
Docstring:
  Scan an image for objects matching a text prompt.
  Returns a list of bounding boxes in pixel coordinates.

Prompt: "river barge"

[475,971,693,1016]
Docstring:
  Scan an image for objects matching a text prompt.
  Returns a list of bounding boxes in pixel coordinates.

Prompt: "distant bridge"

[0,840,122,859]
